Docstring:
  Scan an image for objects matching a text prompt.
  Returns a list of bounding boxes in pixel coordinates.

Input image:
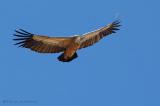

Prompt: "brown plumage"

[13,20,121,62]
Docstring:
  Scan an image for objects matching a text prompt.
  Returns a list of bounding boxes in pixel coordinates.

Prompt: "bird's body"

[13,20,121,62]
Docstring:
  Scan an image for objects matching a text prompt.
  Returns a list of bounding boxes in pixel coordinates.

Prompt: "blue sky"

[0,0,159,106]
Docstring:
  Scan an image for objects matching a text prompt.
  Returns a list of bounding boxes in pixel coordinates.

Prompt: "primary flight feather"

[13,20,121,62]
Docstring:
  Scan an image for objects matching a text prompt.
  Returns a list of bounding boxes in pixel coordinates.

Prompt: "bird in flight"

[13,20,121,62]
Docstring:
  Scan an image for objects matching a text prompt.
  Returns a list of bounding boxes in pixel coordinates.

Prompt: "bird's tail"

[58,52,78,62]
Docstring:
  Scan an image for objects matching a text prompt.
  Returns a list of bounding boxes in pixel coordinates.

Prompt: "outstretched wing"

[79,20,121,49]
[13,29,73,53]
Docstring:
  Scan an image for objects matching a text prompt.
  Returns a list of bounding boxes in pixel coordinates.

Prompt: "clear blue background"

[0,0,159,106]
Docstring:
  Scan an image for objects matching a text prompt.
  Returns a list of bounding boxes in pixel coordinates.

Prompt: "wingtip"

[19,29,32,35]
[14,29,33,35]
[112,20,122,27]
[113,20,121,24]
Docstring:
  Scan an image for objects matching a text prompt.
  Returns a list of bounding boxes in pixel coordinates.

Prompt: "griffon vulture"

[13,20,121,62]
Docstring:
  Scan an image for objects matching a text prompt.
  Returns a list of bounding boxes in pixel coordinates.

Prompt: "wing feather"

[79,20,121,49]
[13,29,73,53]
